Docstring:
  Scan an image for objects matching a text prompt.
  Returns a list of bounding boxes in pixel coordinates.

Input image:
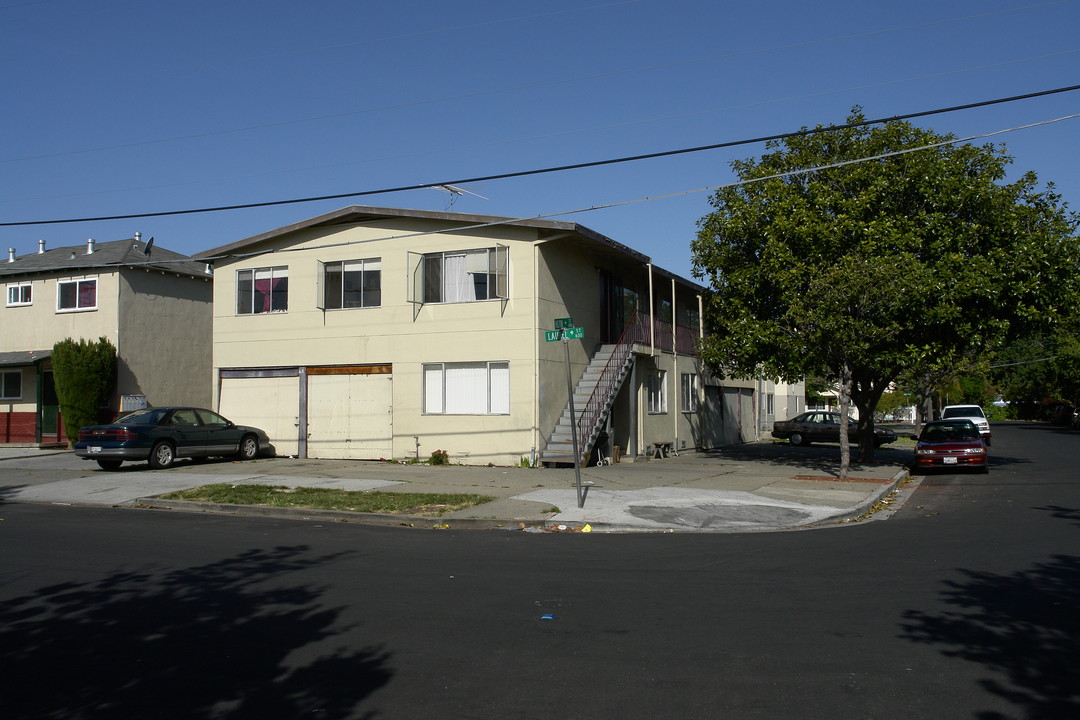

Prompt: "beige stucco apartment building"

[0,236,212,444]
[196,206,770,466]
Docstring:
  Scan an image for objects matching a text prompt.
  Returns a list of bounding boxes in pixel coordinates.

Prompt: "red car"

[913,419,989,474]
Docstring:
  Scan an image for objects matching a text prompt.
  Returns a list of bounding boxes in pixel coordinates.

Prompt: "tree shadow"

[0,545,392,719]
[900,509,1080,719]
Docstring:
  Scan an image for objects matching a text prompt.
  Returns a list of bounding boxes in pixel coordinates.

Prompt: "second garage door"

[307,369,393,459]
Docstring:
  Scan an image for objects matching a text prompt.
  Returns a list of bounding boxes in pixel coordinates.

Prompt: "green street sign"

[545,330,563,342]
[564,326,584,340]
[554,317,574,329]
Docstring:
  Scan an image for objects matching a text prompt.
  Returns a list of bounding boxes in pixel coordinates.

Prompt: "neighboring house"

[1,236,213,444]
[195,206,762,466]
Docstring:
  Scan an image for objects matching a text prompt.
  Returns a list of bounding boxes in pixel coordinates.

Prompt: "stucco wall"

[117,269,213,407]
[1,272,120,352]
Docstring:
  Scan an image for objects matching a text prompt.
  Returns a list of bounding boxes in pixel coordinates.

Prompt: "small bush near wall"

[52,337,116,444]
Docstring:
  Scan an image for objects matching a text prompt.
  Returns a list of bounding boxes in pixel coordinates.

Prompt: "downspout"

[672,277,678,450]
[647,263,655,355]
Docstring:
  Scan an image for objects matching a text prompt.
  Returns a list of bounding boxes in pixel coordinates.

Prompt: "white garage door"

[307,371,393,460]
[219,375,300,457]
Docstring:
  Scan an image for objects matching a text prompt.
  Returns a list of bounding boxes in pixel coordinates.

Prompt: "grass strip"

[160,483,494,516]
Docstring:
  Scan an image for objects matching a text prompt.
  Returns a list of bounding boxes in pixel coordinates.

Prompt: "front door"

[40,371,60,438]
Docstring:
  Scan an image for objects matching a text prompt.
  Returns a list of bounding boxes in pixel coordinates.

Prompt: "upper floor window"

[6,282,32,307]
[320,258,381,309]
[57,278,97,311]
[1,370,22,400]
[237,267,288,314]
[413,246,507,304]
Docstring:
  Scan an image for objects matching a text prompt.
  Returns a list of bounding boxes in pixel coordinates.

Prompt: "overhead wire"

[3,83,1078,229]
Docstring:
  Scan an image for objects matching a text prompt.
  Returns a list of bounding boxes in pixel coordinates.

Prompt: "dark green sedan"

[74,407,273,470]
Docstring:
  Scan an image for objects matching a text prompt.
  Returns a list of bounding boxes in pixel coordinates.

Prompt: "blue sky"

[2,0,1077,280]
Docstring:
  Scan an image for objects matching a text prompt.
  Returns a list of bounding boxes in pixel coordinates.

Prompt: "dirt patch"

[792,475,892,483]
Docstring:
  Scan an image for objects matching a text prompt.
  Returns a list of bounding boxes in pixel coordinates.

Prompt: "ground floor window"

[423,361,509,414]
[680,373,699,413]
[1,370,22,400]
[647,370,667,414]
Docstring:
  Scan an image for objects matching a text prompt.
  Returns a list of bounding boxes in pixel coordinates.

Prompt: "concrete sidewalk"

[0,443,914,532]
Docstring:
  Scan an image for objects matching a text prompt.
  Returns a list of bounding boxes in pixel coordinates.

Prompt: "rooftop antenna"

[428,184,488,211]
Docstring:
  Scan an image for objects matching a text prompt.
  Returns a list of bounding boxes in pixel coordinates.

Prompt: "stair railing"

[572,311,650,461]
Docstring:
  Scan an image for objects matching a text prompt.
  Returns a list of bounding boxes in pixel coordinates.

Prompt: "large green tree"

[692,110,1080,465]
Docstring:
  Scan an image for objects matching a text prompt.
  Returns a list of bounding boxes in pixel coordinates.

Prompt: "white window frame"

[318,258,381,310]
[410,245,508,305]
[56,278,97,312]
[422,361,510,415]
[1,369,22,400]
[6,282,32,307]
[647,370,667,414]
[680,373,699,413]
[236,266,289,315]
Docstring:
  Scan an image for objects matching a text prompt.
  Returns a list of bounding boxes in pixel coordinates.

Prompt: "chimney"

[7,248,14,263]
[86,238,95,255]
[38,239,46,254]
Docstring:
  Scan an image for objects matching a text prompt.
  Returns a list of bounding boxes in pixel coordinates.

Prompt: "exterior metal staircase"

[540,314,647,466]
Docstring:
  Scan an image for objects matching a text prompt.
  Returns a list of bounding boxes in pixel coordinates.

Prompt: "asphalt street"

[1,422,1077,719]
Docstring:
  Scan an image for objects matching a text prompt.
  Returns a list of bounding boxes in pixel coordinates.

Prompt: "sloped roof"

[0,237,208,279]
[0,349,51,367]
[194,205,704,291]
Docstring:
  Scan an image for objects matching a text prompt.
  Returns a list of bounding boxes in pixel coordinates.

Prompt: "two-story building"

[196,206,764,466]
[1,236,213,444]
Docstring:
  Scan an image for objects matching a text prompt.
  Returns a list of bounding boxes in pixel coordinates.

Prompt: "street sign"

[554,317,574,329]
[544,330,563,342]
[564,326,584,340]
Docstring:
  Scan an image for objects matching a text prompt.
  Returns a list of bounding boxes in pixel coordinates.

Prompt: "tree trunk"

[837,364,853,479]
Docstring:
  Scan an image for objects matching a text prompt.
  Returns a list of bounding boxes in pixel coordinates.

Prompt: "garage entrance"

[306,366,393,460]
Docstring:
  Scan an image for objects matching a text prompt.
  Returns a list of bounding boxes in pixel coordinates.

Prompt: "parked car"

[772,411,897,447]
[913,419,988,474]
[940,404,992,446]
[74,406,273,470]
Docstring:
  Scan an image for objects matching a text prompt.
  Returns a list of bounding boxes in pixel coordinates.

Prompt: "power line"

[3,84,1079,228]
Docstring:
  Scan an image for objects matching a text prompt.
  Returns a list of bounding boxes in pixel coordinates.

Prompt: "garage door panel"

[308,373,392,460]
[219,376,299,457]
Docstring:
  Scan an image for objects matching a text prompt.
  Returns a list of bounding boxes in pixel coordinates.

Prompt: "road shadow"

[900,507,1080,720]
[703,441,912,475]
[0,545,392,719]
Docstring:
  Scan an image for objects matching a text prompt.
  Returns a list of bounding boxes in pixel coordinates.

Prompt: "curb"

[131,496,540,531]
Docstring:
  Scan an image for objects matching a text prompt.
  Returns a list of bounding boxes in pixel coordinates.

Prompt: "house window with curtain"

[423,361,510,415]
[56,278,97,311]
[647,370,667,414]
[321,258,381,309]
[236,267,288,314]
[417,247,507,304]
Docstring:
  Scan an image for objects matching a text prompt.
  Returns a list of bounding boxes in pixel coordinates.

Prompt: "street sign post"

[544,321,586,507]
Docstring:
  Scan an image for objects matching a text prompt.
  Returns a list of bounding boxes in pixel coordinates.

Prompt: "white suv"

[941,405,992,446]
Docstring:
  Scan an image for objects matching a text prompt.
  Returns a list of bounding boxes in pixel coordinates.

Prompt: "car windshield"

[921,422,980,442]
[943,406,985,419]
[117,408,170,425]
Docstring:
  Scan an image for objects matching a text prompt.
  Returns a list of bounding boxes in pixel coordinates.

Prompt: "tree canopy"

[692,110,1080,463]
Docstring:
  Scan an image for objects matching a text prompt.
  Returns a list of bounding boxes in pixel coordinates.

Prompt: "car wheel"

[148,441,175,469]
[237,434,259,461]
[789,432,807,447]
[96,459,123,471]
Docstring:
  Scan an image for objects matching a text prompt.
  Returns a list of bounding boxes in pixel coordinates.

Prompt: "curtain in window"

[444,363,487,414]
[443,254,471,303]
[77,280,96,308]
[424,364,444,414]
[489,362,510,414]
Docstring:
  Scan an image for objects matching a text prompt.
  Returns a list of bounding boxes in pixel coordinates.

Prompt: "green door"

[40,371,59,436]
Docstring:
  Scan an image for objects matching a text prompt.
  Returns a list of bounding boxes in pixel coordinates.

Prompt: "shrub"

[429,449,449,465]
[51,337,116,444]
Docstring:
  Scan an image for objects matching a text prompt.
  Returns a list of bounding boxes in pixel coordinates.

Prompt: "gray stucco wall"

[117,269,213,408]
